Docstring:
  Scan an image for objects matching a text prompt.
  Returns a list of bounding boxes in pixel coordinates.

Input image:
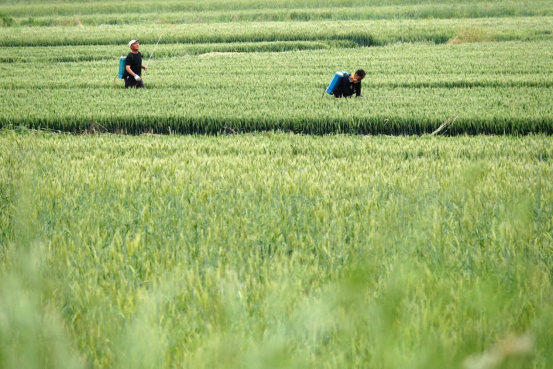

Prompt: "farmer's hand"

[142,66,148,71]
[134,75,142,82]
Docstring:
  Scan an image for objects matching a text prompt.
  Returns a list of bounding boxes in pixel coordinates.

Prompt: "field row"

[2,37,553,65]
[0,41,359,63]
[2,87,551,135]
[2,131,552,368]
[2,17,552,46]
[1,41,550,74]
[3,2,553,26]
[3,0,550,17]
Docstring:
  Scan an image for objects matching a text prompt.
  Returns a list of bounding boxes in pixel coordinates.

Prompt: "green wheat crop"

[1,130,552,368]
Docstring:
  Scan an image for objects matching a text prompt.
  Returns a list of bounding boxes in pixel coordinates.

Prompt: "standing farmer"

[333,69,366,98]
[123,40,147,88]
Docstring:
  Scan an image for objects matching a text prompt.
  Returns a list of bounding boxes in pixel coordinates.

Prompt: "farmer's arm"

[141,65,148,71]
[355,83,361,97]
[125,65,138,77]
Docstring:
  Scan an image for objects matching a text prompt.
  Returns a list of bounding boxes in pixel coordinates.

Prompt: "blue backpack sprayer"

[113,56,127,88]
[322,71,349,97]
[114,33,163,89]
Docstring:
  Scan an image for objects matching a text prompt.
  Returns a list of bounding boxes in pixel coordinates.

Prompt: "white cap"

[128,39,139,47]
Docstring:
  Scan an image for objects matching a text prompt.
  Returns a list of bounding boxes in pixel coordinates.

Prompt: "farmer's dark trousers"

[124,76,145,89]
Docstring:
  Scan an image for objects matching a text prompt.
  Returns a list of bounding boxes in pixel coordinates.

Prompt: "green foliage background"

[2,130,553,368]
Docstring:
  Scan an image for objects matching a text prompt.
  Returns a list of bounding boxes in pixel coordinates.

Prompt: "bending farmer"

[333,69,366,98]
[123,40,148,88]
